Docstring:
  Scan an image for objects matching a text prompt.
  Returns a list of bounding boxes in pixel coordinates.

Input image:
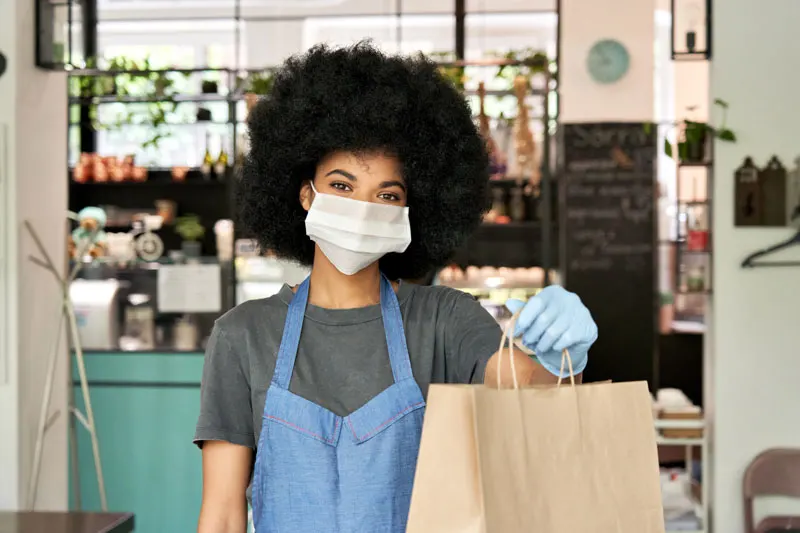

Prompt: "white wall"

[0,0,69,511]
[559,0,655,122]
[710,0,800,529]
[0,0,20,510]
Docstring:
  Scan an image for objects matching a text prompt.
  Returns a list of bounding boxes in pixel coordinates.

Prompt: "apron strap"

[271,277,310,389]
[380,275,414,383]
[271,274,414,390]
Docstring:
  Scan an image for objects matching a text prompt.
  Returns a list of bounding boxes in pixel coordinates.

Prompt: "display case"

[435,265,558,329]
[71,257,234,352]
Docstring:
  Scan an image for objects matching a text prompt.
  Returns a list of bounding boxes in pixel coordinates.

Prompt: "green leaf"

[714,98,729,109]
[664,139,673,158]
[678,142,688,161]
[717,128,736,142]
[643,122,653,135]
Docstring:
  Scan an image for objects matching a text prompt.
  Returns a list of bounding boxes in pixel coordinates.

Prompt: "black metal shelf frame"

[60,0,562,289]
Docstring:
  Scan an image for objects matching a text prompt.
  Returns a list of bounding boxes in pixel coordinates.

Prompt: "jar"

[686,266,705,293]
[491,188,506,217]
[509,187,526,221]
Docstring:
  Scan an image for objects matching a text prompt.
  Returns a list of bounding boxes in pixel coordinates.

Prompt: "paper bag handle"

[497,310,576,389]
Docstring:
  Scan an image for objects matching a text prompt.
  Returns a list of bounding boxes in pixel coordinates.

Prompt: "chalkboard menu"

[561,122,657,386]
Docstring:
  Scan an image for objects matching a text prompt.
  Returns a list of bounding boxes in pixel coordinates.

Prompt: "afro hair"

[238,42,490,280]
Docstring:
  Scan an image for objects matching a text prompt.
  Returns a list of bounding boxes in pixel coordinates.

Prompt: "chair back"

[744,448,800,533]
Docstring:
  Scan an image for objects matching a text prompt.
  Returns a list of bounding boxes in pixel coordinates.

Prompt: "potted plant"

[201,79,219,94]
[175,215,205,257]
[491,48,554,87]
[647,98,737,163]
[659,292,675,334]
[428,51,466,91]
[243,70,275,112]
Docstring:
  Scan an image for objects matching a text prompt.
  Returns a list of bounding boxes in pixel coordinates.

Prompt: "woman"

[195,43,597,533]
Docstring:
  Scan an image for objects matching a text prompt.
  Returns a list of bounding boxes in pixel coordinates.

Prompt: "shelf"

[678,200,709,206]
[677,161,712,168]
[69,93,237,105]
[480,221,541,229]
[656,436,705,446]
[672,52,710,61]
[671,320,707,334]
[488,178,536,186]
[654,419,705,446]
[69,67,231,76]
[675,290,711,296]
[69,120,235,127]
[454,221,558,269]
[71,178,228,189]
[69,169,231,188]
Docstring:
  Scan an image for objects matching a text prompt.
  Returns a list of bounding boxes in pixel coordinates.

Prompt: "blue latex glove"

[506,285,597,378]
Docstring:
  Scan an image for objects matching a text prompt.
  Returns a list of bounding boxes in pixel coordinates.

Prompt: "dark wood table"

[0,512,134,533]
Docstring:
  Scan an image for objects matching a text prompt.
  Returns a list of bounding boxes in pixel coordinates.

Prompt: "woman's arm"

[485,348,583,387]
[194,323,255,533]
[441,289,584,387]
[198,441,253,533]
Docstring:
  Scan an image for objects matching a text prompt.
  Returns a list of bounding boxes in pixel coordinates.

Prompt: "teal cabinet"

[71,352,205,533]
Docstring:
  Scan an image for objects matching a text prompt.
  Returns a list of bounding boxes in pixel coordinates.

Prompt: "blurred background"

[2,0,800,532]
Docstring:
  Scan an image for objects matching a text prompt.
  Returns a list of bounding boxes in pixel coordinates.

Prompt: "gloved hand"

[505,285,597,378]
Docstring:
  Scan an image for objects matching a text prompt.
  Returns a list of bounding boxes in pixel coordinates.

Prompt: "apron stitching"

[265,414,337,445]
[354,401,426,441]
[346,417,359,440]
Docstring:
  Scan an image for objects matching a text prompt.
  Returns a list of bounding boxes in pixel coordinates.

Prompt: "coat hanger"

[741,229,800,268]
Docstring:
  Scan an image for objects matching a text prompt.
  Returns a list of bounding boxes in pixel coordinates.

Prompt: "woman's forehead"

[317,151,404,183]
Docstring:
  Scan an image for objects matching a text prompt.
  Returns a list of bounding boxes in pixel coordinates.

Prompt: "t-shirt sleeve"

[444,291,503,384]
[193,323,255,449]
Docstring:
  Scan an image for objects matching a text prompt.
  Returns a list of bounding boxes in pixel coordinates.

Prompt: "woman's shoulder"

[401,282,480,313]
[214,287,292,336]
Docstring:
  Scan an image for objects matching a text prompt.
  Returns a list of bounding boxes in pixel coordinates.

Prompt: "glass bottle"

[215,135,229,179]
[491,188,507,218]
[509,187,526,221]
[201,132,214,180]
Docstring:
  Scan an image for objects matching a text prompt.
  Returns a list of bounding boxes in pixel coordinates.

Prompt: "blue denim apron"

[252,275,426,533]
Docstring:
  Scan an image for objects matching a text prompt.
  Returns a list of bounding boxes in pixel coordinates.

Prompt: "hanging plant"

[644,98,737,162]
[427,51,466,91]
[248,70,275,96]
[490,48,554,89]
[110,55,190,150]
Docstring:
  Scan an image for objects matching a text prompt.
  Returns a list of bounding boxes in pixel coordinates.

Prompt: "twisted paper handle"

[496,310,576,390]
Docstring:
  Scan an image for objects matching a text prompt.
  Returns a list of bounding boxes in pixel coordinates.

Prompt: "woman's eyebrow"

[325,169,357,181]
[380,180,406,192]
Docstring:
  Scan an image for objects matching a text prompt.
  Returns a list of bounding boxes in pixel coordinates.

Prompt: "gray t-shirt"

[193,282,502,449]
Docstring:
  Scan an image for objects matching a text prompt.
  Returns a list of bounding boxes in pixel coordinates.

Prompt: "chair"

[743,448,800,533]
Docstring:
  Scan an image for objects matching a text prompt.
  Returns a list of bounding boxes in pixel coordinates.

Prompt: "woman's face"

[300,151,407,210]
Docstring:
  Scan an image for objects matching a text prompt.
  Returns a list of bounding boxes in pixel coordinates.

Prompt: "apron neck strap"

[271,274,413,390]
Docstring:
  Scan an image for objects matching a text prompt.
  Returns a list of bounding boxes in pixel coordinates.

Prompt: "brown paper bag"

[406,315,665,533]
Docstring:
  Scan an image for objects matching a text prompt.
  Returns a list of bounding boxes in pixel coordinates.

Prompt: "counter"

[0,512,133,533]
[71,351,203,533]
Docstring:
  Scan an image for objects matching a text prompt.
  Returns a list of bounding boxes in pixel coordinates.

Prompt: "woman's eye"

[330,182,351,192]
[379,193,400,202]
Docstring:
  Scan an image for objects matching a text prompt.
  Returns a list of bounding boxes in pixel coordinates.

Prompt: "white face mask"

[305,181,412,276]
